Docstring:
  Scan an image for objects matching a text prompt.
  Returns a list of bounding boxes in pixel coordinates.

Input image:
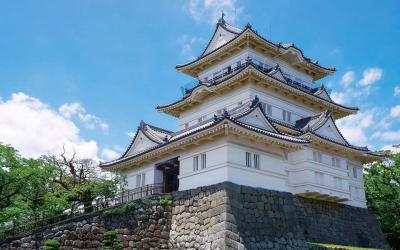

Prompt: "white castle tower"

[100,16,382,208]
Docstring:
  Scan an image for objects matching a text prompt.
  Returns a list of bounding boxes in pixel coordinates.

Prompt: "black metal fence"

[0,183,166,240]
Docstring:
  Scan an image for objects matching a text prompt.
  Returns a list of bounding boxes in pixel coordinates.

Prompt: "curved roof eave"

[176,27,335,75]
[100,117,309,170]
[158,64,358,115]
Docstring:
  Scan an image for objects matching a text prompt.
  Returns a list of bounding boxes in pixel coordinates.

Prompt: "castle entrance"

[156,157,179,193]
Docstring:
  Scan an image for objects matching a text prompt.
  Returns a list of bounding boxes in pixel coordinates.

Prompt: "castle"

[100,16,382,208]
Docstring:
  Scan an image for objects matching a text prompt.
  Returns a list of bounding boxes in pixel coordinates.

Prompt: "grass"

[308,242,382,250]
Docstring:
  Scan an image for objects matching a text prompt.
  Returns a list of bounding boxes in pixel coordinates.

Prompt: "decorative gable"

[125,130,159,157]
[314,117,347,144]
[313,86,332,101]
[236,107,277,132]
[203,24,239,55]
[268,65,287,83]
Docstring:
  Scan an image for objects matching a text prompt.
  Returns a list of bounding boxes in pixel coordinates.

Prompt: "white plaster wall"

[198,48,313,85]
[123,164,156,189]
[179,138,289,192]
[121,154,180,189]
[249,85,315,124]
[121,138,367,208]
[179,85,252,129]
[179,84,317,129]
[179,139,229,190]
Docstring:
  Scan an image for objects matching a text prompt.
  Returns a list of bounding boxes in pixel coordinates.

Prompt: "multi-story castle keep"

[100,16,382,208]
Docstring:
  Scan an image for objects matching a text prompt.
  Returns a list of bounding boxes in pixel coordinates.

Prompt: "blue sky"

[0,0,399,160]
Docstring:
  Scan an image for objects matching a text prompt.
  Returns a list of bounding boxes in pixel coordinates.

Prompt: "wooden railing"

[0,183,167,240]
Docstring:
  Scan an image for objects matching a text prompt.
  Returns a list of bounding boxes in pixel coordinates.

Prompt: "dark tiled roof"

[158,62,358,112]
[295,111,372,151]
[120,121,173,158]
[176,23,335,73]
[101,100,309,168]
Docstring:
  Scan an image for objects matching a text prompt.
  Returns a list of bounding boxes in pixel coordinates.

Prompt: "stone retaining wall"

[170,182,388,250]
[1,197,172,250]
[1,182,389,249]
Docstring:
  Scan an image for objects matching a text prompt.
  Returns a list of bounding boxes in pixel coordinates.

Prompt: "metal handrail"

[0,183,167,240]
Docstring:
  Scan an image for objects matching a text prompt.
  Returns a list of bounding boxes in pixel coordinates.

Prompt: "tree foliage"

[0,143,123,231]
[364,145,400,248]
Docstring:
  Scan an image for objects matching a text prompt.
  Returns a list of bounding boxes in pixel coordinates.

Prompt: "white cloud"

[178,35,206,60]
[372,131,400,142]
[59,102,84,119]
[128,131,137,138]
[60,102,108,131]
[340,71,355,87]
[336,111,374,146]
[0,92,99,159]
[358,67,382,86]
[390,105,400,118]
[394,86,400,96]
[186,0,242,25]
[101,148,120,161]
[331,91,347,104]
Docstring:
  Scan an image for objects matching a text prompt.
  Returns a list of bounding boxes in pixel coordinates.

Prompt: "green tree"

[0,144,65,228]
[364,145,400,248]
[0,143,124,235]
[51,149,124,213]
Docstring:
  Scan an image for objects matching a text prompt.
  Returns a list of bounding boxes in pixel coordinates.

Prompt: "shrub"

[102,202,136,218]
[43,239,60,250]
[159,197,172,206]
[100,229,123,250]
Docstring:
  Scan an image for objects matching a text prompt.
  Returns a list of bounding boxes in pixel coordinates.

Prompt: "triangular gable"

[236,107,277,133]
[314,117,347,145]
[203,24,239,55]
[268,66,287,83]
[124,130,159,157]
[314,86,332,101]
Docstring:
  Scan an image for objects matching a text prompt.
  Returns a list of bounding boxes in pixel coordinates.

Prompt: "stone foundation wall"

[1,182,389,249]
[170,182,389,250]
[1,197,172,250]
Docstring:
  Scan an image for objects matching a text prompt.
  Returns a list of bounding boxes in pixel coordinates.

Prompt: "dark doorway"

[156,157,179,193]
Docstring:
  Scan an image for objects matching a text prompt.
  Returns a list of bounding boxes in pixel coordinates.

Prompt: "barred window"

[283,110,291,123]
[246,152,252,167]
[253,154,260,169]
[201,153,206,169]
[136,174,141,187]
[193,156,199,171]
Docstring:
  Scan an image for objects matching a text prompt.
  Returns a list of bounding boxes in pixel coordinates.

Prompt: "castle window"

[266,104,272,115]
[201,153,207,169]
[197,115,207,123]
[246,152,252,167]
[353,167,358,178]
[283,110,291,123]
[193,155,199,171]
[313,151,323,163]
[332,157,341,167]
[315,172,324,185]
[260,102,272,115]
[245,152,259,168]
[284,152,289,160]
[136,173,146,187]
[253,154,260,169]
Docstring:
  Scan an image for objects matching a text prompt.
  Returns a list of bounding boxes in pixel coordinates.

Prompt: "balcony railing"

[0,183,168,240]
[183,57,313,96]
